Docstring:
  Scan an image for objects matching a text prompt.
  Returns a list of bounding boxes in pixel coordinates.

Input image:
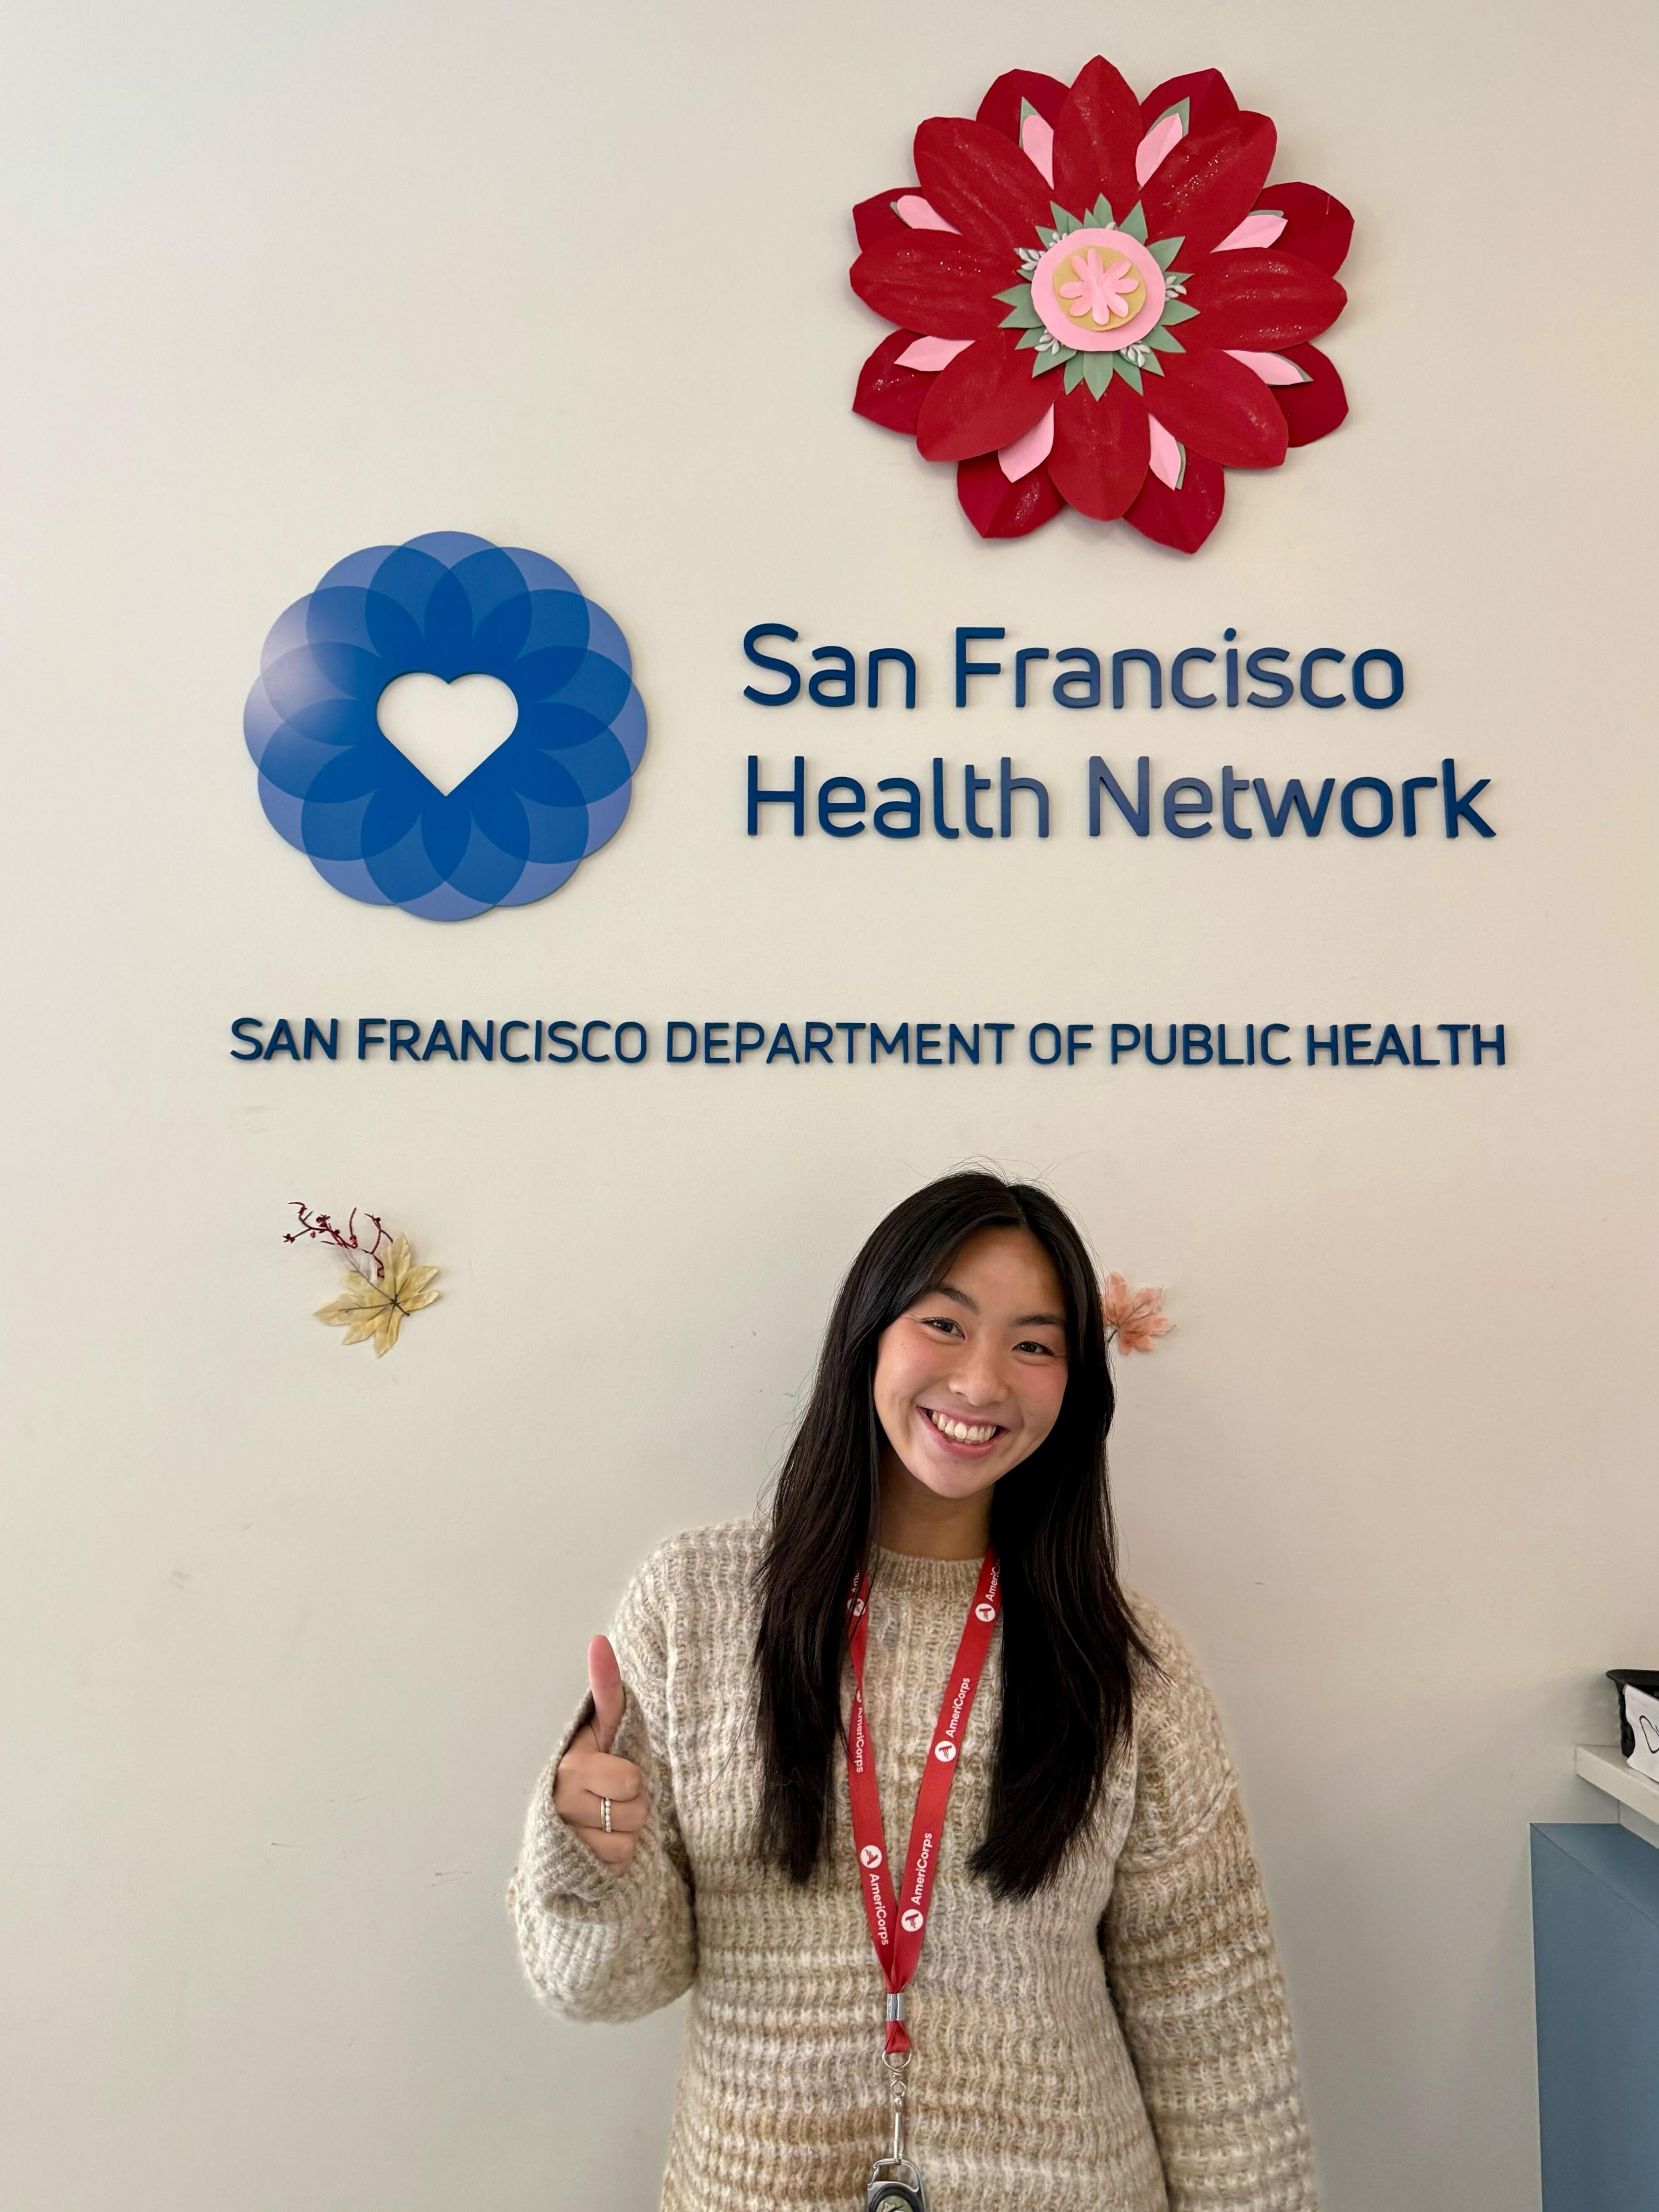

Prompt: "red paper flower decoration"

[849,60,1353,552]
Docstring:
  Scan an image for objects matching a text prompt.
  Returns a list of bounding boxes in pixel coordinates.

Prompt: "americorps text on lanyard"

[845,1544,1001,2050]
[846,1549,1000,2209]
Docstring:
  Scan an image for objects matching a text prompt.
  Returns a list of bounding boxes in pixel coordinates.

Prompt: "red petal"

[1053,56,1143,227]
[1151,349,1289,469]
[850,232,1007,338]
[1271,343,1348,447]
[1140,112,1277,259]
[1182,249,1346,347]
[976,69,1070,142]
[1138,69,1239,134]
[1254,182,1354,275]
[853,187,920,251]
[913,116,1052,253]
[916,331,1053,461]
[853,331,934,435]
[1125,450,1225,553]
[957,454,1065,538]
[1048,379,1150,520]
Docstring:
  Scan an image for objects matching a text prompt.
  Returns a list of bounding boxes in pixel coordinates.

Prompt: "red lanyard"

[845,1549,1001,2054]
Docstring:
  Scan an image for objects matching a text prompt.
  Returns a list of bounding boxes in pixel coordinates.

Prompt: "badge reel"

[866,2047,925,2212]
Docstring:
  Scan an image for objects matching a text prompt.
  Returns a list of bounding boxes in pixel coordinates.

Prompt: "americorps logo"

[245,532,647,920]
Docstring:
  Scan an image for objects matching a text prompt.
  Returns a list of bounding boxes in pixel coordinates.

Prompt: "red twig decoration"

[284,1202,393,1281]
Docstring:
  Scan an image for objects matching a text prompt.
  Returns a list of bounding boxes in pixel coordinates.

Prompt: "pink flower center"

[1030,227,1166,353]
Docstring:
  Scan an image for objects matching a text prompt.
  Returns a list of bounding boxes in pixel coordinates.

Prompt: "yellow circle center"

[1059,246,1146,330]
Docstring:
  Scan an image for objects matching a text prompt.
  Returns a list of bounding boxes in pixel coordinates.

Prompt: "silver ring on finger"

[600,1796,612,1834]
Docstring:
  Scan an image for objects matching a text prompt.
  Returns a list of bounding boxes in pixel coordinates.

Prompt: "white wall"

[2,2,1655,2206]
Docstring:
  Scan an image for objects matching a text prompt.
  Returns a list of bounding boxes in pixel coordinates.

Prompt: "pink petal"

[1134,111,1186,187]
[1224,346,1311,386]
[1020,110,1056,185]
[1146,413,1185,488]
[895,194,960,234]
[998,404,1055,481]
[1215,209,1289,251]
[895,334,975,371]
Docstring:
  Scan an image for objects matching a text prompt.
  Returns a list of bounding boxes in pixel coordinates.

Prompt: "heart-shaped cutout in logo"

[375,672,519,795]
[1640,1715,1659,1755]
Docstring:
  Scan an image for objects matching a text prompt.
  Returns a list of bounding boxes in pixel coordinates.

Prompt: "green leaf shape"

[1084,195,1116,230]
[1050,202,1082,235]
[1121,202,1148,243]
[1159,299,1199,326]
[1156,96,1192,134]
[1035,225,1058,249]
[1020,96,1039,124]
[1138,349,1165,378]
[1111,353,1144,394]
[1001,300,1045,330]
[1149,235,1185,269]
[996,283,1036,307]
[1082,354,1115,399]
[1146,325,1185,354]
[1029,344,1069,377]
[1164,271,1190,292]
[1063,354,1089,393]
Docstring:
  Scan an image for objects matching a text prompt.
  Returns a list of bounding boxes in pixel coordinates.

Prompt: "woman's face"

[872,1227,1071,1505]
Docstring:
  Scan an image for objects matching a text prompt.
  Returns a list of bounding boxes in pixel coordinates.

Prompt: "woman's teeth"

[924,1408,999,1445]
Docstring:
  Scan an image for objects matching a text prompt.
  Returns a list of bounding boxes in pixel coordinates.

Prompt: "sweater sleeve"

[507,1547,697,2023]
[1102,1604,1317,2212]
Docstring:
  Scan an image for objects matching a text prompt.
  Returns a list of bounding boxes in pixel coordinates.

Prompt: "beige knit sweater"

[509,1519,1317,2211]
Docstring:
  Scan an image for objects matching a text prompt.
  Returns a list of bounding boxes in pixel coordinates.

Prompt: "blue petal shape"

[244,534,648,918]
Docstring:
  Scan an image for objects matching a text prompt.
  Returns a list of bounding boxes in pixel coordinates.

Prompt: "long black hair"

[752,1169,1149,1900]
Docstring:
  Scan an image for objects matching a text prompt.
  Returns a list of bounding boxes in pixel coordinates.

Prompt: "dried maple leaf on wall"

[314,1234,441,1357]
[1103,1272,1172,1353]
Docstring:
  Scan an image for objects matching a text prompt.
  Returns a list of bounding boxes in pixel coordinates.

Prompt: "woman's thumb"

[587,1634,626,1752]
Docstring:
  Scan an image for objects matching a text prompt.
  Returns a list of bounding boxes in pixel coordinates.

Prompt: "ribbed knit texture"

[508,1519,1317,2211]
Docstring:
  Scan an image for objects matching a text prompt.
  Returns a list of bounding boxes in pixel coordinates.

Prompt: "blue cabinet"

[1532,1824,1659,2211]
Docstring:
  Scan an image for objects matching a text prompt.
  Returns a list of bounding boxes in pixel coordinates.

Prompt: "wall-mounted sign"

[849,59,1351,549]
[244,532,647,920]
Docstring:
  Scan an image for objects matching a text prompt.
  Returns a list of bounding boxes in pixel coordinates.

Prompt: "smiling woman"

[869,1225,1072,1555]
[508,1171,1317,2212]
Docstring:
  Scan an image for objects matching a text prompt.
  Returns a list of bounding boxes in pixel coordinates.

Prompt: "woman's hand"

[552,1634,648,1870]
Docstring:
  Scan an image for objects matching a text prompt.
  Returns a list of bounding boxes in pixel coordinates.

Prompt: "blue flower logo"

[245,532,647,919]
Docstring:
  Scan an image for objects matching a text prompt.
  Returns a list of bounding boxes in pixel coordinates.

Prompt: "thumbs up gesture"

[551,1635,648,1870]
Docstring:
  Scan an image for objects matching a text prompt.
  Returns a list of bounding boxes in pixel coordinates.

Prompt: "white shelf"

[1575,1743,1659,1848]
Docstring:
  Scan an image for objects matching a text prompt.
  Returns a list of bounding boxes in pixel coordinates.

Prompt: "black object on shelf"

[1606,1670,1659,1764]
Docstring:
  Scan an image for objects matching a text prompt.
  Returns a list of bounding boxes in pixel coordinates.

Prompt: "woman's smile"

[918,1405,1005,1453]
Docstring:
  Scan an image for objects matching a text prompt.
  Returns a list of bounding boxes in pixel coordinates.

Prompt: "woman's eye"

[921,1315,962,1336]
[1015,1339,1057,1356]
